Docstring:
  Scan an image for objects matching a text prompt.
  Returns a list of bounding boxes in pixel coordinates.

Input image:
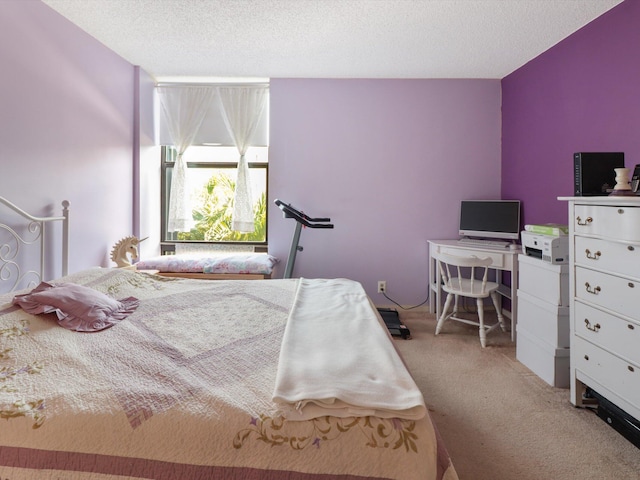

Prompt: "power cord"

[380,291,429,310]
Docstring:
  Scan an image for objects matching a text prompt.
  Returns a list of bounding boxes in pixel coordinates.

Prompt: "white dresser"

[559,196,640,421]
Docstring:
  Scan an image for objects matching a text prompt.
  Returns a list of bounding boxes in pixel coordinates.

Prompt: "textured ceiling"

[41,0,623,81]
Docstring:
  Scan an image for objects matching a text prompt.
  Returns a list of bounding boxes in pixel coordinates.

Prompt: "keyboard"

[457,238,511,248]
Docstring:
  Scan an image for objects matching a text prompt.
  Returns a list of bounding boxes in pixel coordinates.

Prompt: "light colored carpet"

[392,310,640,480]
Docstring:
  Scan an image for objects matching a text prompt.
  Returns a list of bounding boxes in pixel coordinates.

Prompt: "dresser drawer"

[575,266,639,319]
[574,301,640,365]
[573,336,640,407]
[575,236,640,279]
[574,205,640,241]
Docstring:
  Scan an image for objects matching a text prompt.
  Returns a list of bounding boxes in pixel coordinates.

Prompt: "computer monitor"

[458,200,521,241]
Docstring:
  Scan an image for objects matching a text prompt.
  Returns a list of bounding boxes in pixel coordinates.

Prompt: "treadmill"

[274,199,334,279]
[275,199,410,339]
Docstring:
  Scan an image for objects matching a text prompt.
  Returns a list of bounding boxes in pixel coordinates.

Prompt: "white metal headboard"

[0,197,69,293]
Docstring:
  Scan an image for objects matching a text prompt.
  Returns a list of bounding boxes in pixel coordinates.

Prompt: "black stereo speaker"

[574,152,624,196]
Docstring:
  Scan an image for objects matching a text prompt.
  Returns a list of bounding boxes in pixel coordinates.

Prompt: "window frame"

[160,146,269,254]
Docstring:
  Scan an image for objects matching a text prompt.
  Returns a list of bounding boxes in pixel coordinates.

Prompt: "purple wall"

[269,79,501,304]
[0,0,159,282]
[2,2,502,305]
[12,0,631,306]
[502,0,640,226]
[0,0,138,274]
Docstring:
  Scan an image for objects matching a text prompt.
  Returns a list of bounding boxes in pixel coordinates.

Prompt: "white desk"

[428,239,520,341]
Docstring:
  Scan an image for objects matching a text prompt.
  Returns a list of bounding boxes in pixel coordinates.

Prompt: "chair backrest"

[433,251,494,296]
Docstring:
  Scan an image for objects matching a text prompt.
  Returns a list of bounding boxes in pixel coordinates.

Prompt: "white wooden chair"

[433,251,506,347]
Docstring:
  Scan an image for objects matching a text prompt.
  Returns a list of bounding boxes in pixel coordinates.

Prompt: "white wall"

[137,68,162,259]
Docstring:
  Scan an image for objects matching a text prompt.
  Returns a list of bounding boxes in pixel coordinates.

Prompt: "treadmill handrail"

[274,199,334,228]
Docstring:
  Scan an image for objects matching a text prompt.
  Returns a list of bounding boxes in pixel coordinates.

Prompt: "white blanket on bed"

[273,278,427,421]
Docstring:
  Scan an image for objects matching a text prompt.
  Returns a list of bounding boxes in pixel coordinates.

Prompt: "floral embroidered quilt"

[0,268,457,480]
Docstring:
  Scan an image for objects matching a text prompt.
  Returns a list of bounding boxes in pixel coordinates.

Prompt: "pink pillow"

[12,282,139,332]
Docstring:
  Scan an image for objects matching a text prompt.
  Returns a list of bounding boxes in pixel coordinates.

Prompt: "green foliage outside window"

[176,173,266,242]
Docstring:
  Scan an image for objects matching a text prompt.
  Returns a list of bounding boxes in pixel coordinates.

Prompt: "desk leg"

[428,253,441,319]
[429,255,436,314]
[496,267,517,342]
[434,264,442,321]
[496,268,504,318]
[511,262,518,342]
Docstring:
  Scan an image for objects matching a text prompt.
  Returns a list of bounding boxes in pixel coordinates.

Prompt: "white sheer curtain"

[157,86,216,232]
[218,85,269,232]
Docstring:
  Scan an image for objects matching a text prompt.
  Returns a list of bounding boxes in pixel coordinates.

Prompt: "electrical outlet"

[377,281,386,293]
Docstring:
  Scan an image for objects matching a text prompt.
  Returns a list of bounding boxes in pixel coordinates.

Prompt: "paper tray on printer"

[520,231,569,264]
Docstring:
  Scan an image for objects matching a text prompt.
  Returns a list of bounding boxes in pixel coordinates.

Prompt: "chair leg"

[490,292,507,332]
[477,298,487,348]
[452,294,459,316]
[436,293,453,335]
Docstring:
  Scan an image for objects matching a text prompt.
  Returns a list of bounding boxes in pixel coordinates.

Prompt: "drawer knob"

[629,282,635,289]
[584,319,601,332]
[584,355,590,361]
[576,216,593,226]
[618,209,625,214]
[585,282,601,295]
[585,249,601,260]
[629,324,636,330]
[629,245,636,252]
[629,366,635,373]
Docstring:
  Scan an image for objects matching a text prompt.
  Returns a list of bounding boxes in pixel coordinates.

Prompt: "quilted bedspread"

[0,268,458,480]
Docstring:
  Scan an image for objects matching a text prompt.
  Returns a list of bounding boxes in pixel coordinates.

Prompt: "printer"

[521,231,569,264]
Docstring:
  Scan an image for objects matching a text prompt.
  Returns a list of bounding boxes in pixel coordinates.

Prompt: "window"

[161,145,268,252]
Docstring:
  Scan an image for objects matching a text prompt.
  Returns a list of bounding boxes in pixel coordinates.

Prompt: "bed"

[0,197,458,480]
